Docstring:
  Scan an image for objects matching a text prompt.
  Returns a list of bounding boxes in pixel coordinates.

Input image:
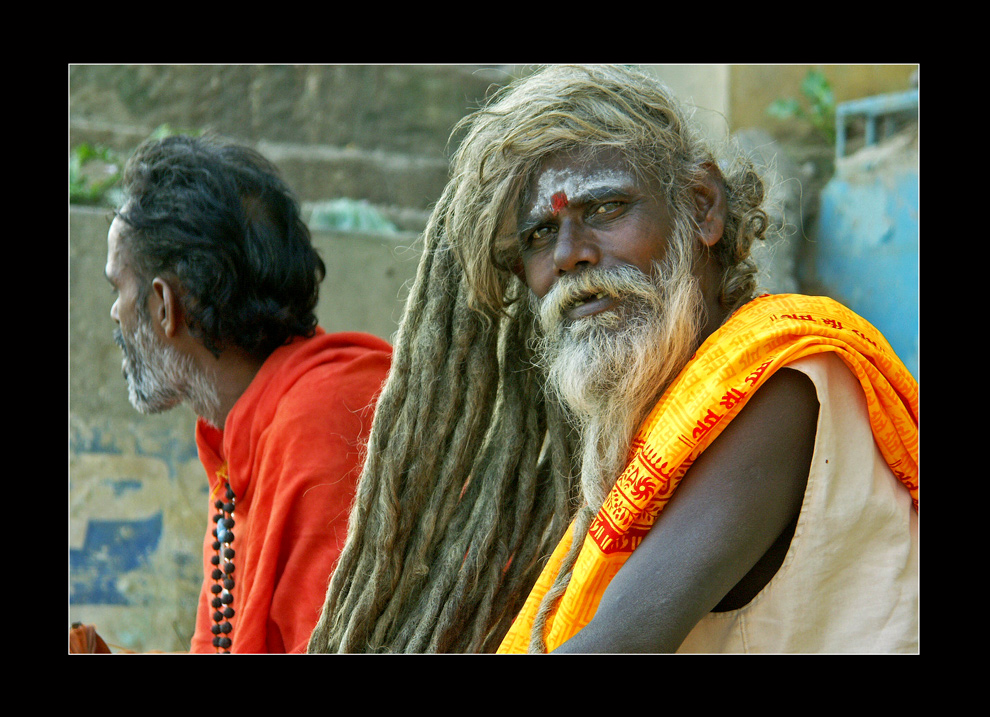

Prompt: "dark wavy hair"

[116,133,325,360]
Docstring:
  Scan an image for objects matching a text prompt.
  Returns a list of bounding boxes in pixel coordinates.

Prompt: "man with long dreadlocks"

[307,65,919,654]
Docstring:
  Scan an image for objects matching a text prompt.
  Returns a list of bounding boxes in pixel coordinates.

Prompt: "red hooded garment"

[190,328,392,653]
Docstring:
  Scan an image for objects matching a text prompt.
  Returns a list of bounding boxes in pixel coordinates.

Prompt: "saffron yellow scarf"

[497,294,919,653]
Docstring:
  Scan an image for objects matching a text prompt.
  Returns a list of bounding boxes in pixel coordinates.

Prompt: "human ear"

[693,162,727,248]
[151,277,182,338]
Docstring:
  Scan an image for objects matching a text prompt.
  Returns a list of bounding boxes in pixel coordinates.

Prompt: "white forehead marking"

[529,165,635,218]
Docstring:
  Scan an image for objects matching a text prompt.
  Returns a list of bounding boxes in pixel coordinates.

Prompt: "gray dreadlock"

[307,64,769,653]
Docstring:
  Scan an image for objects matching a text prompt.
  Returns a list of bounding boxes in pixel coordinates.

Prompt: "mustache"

[113,326,133,380]
[534,264,661,330]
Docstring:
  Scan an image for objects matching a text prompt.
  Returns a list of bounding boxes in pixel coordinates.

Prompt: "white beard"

[531,254,704,512]
[114,313,222,428]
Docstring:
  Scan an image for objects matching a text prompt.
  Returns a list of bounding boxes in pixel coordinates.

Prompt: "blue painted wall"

[70,512,163,605]
[814,159,919,379]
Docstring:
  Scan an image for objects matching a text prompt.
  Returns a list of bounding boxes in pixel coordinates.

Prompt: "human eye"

[590,200,625,218]
[522,224,556,251]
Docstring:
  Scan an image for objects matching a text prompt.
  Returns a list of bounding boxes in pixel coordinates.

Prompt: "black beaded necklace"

[209,469,236,653]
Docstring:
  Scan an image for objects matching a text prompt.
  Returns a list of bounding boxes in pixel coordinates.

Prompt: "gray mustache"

[535,265,659,329]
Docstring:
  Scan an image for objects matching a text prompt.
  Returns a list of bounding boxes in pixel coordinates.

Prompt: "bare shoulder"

[711,366,820,471]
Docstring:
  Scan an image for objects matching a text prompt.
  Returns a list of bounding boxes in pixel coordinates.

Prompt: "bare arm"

[553,367,819,653]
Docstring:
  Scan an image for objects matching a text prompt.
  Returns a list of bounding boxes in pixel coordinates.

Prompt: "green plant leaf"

[69,143,123,205]
[767,97,802,120]
[768,70,836,144]
[800,70,835,109]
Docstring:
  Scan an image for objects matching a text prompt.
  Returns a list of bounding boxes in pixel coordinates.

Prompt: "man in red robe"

[104,134,392,652]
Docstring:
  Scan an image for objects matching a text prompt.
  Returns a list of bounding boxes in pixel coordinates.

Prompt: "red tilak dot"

[550,191,568,214]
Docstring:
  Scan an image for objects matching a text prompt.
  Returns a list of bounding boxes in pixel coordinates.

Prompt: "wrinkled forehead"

[533,165,633,207]
[517,148,640,224]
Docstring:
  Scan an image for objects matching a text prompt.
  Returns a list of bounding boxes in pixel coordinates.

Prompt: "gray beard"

[531,256,704,512]
[114,315,223,428]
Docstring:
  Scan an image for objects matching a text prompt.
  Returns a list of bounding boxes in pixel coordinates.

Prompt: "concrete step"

[69,65,513,218]
[70,120,438,234]
[69,65,512,152]
[70,118,450,209]
[69,65,516,234]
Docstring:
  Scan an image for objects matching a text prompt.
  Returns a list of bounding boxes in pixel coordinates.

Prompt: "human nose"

[553,220,601,275]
